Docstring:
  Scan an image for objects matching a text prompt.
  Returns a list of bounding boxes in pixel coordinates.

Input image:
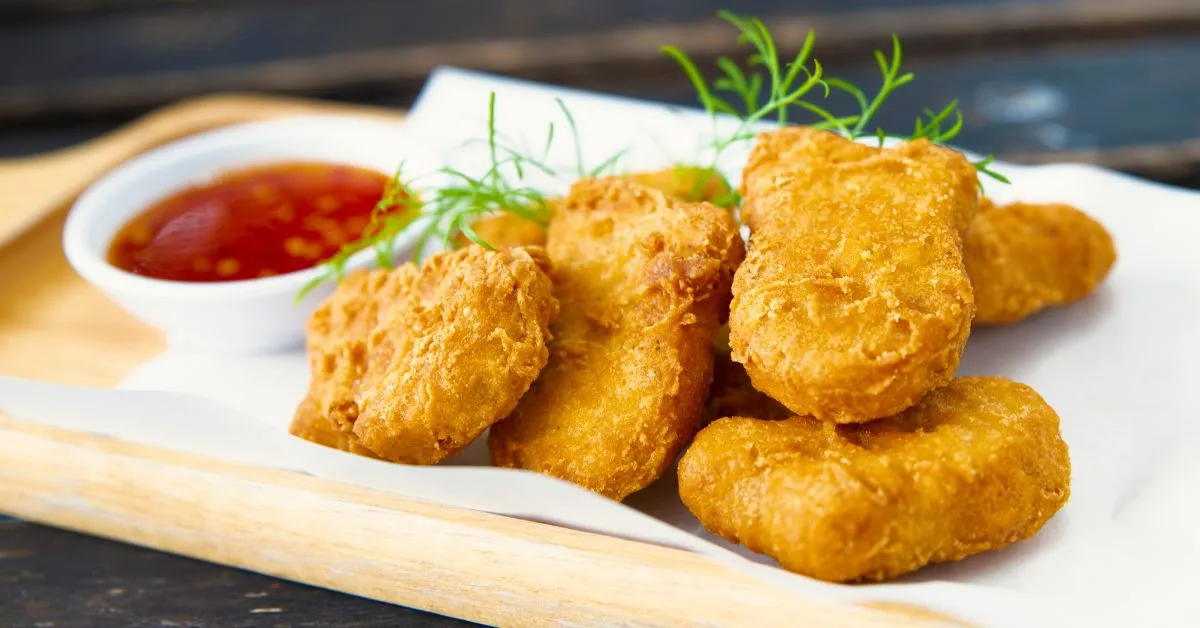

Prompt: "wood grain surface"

[0,209,161,387]
[0,413,956,628]
[1,520,475,627]
[4,2,1200,185]
[3,0,1198,117]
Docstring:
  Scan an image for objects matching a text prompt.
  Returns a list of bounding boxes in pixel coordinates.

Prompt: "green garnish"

[815,34,913,139]
[662,10,837,207]
[470,97,630,181]
[408,92,552,260]
[970,155,1008,185]
[297,92,553,301]
[903,101,1010,186]
[663,11,1011,191]
[296,164,421,301]
[300,9,1014,301]
[819,38,1009,186]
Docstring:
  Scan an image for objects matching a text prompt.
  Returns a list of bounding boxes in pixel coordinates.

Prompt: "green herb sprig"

[662,10,841,206]
[817,36,1009,186]
[663,11,1011,192]
[301,10,1014,300]
[468,98,630,181]
[813,34,913,139]
[296,164,421,301]
[411,92,553,257]
[297,92,553,300]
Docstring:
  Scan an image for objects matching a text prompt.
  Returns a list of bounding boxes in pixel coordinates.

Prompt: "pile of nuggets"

[290,127,1116,582]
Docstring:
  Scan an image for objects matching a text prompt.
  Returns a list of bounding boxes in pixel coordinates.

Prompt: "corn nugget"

[626,165,734,206]
[458,200,556,250]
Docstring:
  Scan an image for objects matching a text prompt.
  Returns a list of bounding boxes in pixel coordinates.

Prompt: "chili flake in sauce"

[107,161,395,282]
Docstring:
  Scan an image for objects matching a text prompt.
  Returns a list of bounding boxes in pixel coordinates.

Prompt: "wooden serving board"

[0,94,954,627]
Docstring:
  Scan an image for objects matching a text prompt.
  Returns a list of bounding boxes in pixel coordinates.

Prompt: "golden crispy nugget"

[678,376,1071,583]
[290,267,405,455]
[288,392,379,458]
[965,198,1116,324]
[349,245,558,464]
[488,178,745,500]
[731,128,979,423]
[459,166,734,250]
[291,247,557,462]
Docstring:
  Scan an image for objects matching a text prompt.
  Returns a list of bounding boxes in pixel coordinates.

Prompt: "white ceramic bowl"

[63,115,436,354]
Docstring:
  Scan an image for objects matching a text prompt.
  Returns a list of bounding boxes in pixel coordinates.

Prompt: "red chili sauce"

[106,161,392,282]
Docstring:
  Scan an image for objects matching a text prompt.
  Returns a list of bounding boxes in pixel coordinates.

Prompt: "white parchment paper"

[5,68,1200,626]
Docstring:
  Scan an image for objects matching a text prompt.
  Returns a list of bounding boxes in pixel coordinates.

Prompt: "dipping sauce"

[107,161,397,282]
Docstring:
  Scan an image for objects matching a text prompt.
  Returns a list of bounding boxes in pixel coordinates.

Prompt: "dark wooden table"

[3,1,1199,626]
[1,520,475,627]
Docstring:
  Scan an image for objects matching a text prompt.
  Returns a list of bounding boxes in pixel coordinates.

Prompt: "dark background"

[4,0,1200,184]
[3,0,1199,626]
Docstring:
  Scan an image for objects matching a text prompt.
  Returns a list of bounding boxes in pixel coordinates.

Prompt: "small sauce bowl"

[64,115,434,354]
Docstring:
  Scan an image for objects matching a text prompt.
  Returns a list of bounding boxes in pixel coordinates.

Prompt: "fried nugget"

[459,166,734,251]
[488,178,745,500]
[678,376,1071,583]
[290,246,558,465]
[289,268,401,454]
[965,198,1116,324]
[730,128,979,423]
[288,393,379,458]
[351,245,558,464]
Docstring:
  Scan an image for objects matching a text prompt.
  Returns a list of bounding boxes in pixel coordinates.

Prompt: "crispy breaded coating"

[730,128,979,423]
[289,268,402,454]
[459,166,734,251]
[965,198,1116,324]
[488,178,745,500]
[678,376,1071,583]
[305,269,409,431]
[351,246,558,464]
[290,246,558,464]
[288,393,379,458]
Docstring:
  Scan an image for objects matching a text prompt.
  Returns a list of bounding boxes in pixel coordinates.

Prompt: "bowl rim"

[63,114,423,302]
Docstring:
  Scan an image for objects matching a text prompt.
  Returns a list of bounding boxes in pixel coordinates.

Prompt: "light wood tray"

[0,94,957,627]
